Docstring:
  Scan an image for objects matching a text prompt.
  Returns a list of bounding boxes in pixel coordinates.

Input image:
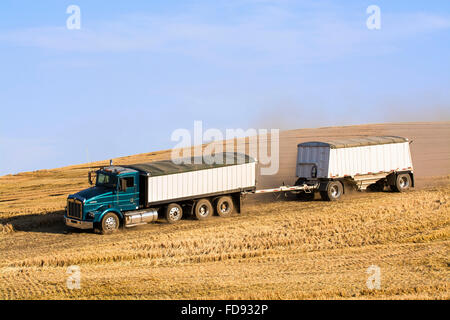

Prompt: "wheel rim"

[169,207,181,220]
[105,216,117,230]
[199,204,210,217]
[330,185,340,198]
[399,176,409,188]
[220,201,230,213]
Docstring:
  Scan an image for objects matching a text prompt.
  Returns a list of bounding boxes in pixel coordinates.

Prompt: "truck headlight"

[87,212,96,219]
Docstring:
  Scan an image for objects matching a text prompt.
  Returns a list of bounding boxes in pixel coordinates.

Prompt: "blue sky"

[0,0,449,175]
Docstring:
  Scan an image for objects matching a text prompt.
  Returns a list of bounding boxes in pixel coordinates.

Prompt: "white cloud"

[0,5,448,67]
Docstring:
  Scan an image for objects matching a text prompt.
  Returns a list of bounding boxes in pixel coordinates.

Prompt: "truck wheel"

[216,196,234,217]
[165,203,183,223]
[368,181,384,192]
[297,192,315,201]
[101,212,120,234]
[320,181,343,201]
[194,199,213,220]
[391,173,411,192]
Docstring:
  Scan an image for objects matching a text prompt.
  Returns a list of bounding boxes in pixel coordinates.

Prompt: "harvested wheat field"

[0,122,449,300]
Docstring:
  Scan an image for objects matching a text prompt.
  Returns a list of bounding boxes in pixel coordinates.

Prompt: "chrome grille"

[67,199,83,219]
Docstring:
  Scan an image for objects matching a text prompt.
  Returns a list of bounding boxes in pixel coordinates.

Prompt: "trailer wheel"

[368,181,385,192]
[100,212,120,234]
[165,203,183,223]
[194,199,213,220]
[215,196,234,217]
[320,181,343,201]
[296,192,315,201]
[391,173,411,192]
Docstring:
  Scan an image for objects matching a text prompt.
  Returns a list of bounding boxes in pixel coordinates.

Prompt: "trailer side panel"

[328,141,413,178]
[146,162,256,203]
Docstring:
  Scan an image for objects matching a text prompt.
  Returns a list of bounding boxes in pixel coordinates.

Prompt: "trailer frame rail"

[244,183,319,195]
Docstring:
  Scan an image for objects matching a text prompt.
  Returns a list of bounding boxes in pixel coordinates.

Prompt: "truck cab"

[65,153,255,234]
[65,166,140,232]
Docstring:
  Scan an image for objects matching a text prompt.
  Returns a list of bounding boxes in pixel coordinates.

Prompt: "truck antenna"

[86,147,91,171]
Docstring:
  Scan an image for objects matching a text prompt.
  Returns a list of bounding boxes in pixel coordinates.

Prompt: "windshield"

[96,172,117,188]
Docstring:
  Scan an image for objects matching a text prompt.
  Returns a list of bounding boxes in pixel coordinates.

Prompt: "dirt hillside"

[0,121,449,299]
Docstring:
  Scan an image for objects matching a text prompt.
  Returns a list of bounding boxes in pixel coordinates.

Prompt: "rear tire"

[215,196,234,217]
[194,199,213,220]
[368,181,385,192]
[391,173,411,192]
[320,181,343,201]
[165,203,183,223]
[100,212,120,234]
[296,192,315,201]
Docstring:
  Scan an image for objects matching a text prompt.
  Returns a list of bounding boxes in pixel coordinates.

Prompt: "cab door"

[118,175,139,211]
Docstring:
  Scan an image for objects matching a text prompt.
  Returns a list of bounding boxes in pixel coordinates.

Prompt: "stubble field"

[0,122,449,299]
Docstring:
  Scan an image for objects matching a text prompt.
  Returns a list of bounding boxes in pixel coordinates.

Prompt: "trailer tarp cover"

[297,136,408,149]
[125,152,256,177]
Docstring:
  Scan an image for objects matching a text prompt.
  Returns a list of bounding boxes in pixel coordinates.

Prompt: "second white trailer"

[294,136,414,201]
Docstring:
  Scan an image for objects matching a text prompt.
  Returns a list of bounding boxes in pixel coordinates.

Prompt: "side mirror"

[88,171,93,185]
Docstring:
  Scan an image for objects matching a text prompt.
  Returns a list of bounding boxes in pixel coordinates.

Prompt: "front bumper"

[65,217,93,229]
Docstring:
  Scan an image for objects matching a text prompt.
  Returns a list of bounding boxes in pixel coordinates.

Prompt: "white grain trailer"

[122,153,257,224]
[292,136,414,201]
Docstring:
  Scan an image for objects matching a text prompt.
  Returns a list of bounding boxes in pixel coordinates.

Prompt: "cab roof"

[100,166,138,175]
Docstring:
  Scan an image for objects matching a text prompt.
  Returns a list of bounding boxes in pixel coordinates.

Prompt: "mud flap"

[386,173,397,186]
[232,193,242,214]
[409,172,415,187]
